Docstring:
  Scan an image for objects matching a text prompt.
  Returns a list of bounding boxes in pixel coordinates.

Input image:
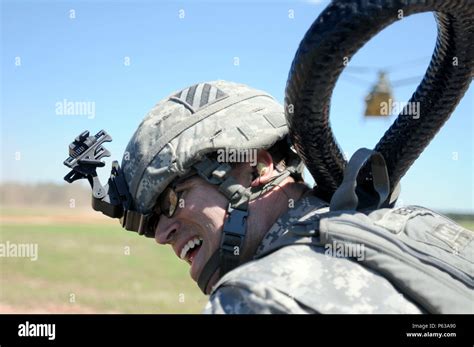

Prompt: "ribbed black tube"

[285,0,473,202]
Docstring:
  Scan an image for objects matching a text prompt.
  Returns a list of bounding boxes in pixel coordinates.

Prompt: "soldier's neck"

[244,179,310,259]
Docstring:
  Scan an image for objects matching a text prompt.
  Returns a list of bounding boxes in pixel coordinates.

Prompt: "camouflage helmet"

[122,80,297,214]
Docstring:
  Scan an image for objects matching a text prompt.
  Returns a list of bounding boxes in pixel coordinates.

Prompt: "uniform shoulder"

[208,244,422,314]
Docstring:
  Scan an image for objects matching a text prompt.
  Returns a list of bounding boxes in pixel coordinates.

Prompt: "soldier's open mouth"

[179,236,203,265]
[187,244,202,265]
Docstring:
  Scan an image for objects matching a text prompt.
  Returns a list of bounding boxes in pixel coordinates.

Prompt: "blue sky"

[1,0,473,213]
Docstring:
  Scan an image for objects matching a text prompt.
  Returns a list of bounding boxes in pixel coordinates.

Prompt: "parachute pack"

[256,149,473,314]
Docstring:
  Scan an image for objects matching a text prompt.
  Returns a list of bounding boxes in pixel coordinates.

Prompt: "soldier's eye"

[158,187,185,218]
[161,188,177,217]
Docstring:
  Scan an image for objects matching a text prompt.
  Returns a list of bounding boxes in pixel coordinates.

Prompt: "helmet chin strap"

[194,157,293,294]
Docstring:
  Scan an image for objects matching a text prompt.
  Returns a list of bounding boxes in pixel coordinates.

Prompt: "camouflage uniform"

[204,191,423,314]
[68,80,471,313]
[116,80,469,313]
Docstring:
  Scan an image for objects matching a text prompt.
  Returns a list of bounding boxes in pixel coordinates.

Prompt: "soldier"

[120,80,472,314]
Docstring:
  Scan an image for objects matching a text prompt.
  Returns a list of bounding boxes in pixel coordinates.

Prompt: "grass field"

[0,207,206,313]
[458,221,474,231]
[0,206,472,314]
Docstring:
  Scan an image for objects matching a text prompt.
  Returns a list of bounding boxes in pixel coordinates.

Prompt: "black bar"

[0,314,471,346]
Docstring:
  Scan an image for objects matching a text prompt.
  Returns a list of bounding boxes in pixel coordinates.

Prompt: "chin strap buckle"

[220,205,248,275]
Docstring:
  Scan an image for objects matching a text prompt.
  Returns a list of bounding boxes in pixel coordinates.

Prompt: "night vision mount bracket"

[63,130,153,237]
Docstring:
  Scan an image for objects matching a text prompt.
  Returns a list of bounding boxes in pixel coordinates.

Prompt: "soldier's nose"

[155,219,179,245]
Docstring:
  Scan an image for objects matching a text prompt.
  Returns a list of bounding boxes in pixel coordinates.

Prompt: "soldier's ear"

[251,150,274,187]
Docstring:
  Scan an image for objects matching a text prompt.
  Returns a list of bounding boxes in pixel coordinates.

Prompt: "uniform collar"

[254,189,328,257]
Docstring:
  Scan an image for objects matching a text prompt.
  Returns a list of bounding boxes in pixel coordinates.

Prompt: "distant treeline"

[445,213,474,222]
[0,182,91,208]
[0,183,472,220]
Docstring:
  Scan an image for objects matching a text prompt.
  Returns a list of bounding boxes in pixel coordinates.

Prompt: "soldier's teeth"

[180,237,202,260]
[180,245,189,259]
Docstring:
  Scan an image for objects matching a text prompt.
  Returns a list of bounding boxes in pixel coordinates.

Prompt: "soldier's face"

[154,175,229,285]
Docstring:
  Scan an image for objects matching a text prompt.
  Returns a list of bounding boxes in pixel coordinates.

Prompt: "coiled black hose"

[285,0,474,202]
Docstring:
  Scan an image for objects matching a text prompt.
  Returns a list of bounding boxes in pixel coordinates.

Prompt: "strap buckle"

[221,205,247,248]
[219,205,248,274]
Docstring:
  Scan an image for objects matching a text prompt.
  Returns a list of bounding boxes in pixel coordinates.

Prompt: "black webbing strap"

[197,250,221,293]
